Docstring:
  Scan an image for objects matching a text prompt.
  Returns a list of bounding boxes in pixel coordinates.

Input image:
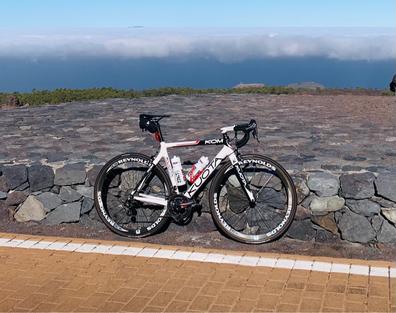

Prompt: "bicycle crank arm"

[133,194,167,206]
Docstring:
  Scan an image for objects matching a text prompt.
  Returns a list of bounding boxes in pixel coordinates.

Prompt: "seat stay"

[130,164,155,197]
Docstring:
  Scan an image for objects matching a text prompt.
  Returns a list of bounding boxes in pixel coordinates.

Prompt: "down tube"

[184,145,234,198]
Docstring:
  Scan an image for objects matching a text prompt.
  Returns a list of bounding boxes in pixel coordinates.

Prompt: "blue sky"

[0,0,395,29]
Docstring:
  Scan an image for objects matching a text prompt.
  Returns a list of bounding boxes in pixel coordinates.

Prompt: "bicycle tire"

[209,154,297,244]
[94,152,172,238]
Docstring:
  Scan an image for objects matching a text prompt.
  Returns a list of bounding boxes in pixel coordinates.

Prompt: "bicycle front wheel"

[209,154,297,244]
[94,153,171,238]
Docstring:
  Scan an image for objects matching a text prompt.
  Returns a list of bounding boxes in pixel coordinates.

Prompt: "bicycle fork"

[229,154,256,207]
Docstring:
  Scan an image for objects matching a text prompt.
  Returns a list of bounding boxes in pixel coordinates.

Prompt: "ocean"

[0,56,395,92]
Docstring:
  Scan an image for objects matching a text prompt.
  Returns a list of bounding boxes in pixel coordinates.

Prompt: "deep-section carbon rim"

[94,153,171,238]
[209,154,297,244]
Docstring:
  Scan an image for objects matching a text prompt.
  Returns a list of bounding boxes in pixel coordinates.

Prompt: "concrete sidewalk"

[0,233,394,312]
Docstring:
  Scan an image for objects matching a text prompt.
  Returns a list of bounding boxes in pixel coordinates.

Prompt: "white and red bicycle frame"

[133,130,256,207]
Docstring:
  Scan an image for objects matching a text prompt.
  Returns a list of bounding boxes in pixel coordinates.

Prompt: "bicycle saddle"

[139,114,170,134]
[139,114,171,121]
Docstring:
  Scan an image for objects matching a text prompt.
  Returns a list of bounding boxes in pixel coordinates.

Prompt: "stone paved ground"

[1,94,395,173]
[0,233,395,312]
[1,94,396,260]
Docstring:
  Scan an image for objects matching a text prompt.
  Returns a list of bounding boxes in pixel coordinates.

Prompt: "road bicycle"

[94,114,297,244]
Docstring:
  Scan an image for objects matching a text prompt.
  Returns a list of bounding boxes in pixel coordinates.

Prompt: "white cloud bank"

[0,28,394,61]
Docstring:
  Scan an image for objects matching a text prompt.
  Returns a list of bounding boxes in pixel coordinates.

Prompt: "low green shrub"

[0,86,391,107]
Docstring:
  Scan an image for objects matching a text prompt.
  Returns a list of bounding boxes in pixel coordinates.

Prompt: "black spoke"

[255,173,275,198]
[95,154,170,237]
[212,156,296,244]
[253,206,273,231]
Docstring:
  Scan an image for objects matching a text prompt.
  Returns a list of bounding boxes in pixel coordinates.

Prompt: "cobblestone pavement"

[1,94,395,173]
[0,233,395,312]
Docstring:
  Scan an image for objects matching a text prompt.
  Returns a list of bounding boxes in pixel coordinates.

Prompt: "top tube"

[164,138,225,148]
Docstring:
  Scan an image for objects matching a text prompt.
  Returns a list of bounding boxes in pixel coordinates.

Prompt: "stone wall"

[289,171,396,244]
[1,161,395,244]
[1,95,395,244]
[0,163,101,226]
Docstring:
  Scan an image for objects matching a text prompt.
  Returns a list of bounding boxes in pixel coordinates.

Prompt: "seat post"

[157,124,165,142]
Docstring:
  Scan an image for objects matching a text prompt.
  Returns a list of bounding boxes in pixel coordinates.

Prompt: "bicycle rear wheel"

[94,153,171,237]
[209,154,297,244]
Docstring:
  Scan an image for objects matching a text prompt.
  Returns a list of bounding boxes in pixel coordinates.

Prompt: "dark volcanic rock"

[0,200,11,220]
[340,172,376,199]
[87,165,102,186]
[377,220,396,243]
[311,213,338,234]
[88,206,102,222]
[59,186,82,203]
[5,191,27,206]
[343,155,366,162]
[81,197,94,214]
[0,176,9,192]
[371,215,384,233]
[44,202,81,225]
[46,152,68,162]
[54,164,86,186]
[293,176,310,204]
[371,196,395,208]
[287,219,316,241]
[321,164,341,171]
[345,199,381,217]
[75,186,93,199]
[36,192,62,212]
[307,172,339,197]
[342,165,363,172]
[50,185,61,194]
[2,165,27,189]
[338,210,376,243]
[375,174,396,202]
[0,191,7,200]
[28,165,55,192]
[315,229,339,243]
[301,194,314,209]
[294,205,311,220]
[15,182,29,191]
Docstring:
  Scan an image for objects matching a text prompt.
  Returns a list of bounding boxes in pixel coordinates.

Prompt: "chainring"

[168,194,194,225]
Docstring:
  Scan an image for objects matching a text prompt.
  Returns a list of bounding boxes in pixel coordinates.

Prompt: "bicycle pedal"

[192,204,203,216]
